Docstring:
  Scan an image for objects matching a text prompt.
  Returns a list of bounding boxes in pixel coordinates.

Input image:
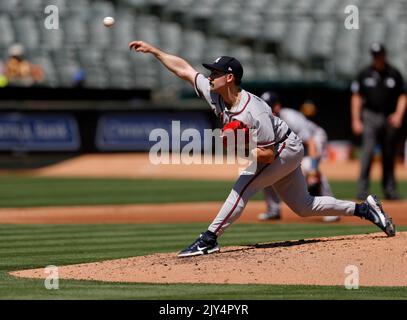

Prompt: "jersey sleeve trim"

[194,73,203,98]
[257,141,275,147]
[230,92,251,117]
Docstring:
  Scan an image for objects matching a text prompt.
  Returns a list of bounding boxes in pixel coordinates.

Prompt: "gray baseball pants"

[358,109,399,196]
[208,133,355,236]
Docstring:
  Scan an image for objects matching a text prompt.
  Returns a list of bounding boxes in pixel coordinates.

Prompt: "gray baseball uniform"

[264,108,333,216]
[195,74,355,235]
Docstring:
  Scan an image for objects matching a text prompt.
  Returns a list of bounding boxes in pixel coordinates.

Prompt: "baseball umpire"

[351,43,407,200]
[129,40,396,257]
[258,92,340,223]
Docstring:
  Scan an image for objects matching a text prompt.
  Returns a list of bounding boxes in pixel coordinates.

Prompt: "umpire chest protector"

[352,64,404,116]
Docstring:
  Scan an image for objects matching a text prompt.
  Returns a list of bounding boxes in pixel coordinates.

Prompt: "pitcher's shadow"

[221,234,380,254]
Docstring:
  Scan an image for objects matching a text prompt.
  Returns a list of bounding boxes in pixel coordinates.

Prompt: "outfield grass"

[1,176,407,207]
[1,223,407,300]
[1,176,406,299]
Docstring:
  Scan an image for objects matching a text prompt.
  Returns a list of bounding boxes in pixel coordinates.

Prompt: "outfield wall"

[1,84,406,154]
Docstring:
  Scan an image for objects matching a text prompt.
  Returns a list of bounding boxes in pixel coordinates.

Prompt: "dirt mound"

[2,200,407,226]
[10,232,407,287]
[3,153,407,181]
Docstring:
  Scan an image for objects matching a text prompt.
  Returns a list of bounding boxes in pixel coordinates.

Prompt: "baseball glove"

[221,120,250,147]
[306,171,322,196]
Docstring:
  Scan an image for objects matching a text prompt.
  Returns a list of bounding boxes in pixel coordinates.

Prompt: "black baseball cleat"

[360,195,396,237]
[356,191,368,201]
[178,231,220,258]
[384,191,401,201]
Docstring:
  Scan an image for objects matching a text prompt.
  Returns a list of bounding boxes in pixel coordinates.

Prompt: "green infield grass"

[1,176,407,207]
[1,223,407,300]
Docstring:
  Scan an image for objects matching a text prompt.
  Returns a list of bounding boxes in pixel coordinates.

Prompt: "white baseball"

[103,16,115,27]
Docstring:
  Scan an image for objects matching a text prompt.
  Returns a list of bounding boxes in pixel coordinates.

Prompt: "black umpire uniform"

[351,43,406,200]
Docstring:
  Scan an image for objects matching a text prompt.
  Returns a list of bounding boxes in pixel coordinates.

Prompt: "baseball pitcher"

[129,40,396,258]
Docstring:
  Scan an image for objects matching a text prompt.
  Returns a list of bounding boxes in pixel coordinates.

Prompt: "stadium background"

[1,0,407,300]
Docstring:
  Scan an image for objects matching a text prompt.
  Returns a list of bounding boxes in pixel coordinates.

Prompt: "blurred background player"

[4,43,44,87]
[351,43,407,200]
[258,91,340,223]
[300,100,318,119]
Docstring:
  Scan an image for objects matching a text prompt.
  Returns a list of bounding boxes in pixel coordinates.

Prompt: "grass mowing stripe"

[0,236,189,253]
[0,224,202,237]
[0,230,191,242]
[1,223,407,299]
[0,232,191,248]
[1,224,400,243]
[0,222,204,232]
[0,177,233,207]
[1,276,407,300]
[2,176,407,207]
[1,224,398,262]
[0,243,179,258]
[0,225,403,253]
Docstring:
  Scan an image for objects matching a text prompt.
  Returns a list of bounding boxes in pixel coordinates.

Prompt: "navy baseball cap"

[370,42,386,56]
[202,56,243,84]
[261,91,280,107]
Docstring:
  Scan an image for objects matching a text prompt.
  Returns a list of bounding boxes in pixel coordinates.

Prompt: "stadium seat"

[121,0,148,8]
[383,2,404,22]
[386,22,407,57]
[182,30,206,61]
[43,0,68,17]
[65,0,91,16]
[40,24,64,51]
[290,0,317,16]
[14,16,40,50]
[0,0,19,14]
[334,53,359,79]
[83,67,110,88]
[360,19,386,55]
[63,17,88,46]
[158,22,182,54]
[238,12,262,40]
[253,53,280,80]
[281,18,313,62]
[309,21,337,59]
[279,61,304,81]
[56,62,82,87]
[204,37,229,61]
[20,0,43,15]
[109,12,135,48]
[313,0,338,18]
[4,0,407,90]
[78,48,104,69]
[262,19,287,44]
[263,0,292,17]
[0,15,15,49]
[88,18,113,49]
[29,52,59,87]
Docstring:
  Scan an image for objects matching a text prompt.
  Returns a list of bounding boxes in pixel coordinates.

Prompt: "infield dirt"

[5,154,407,286]
[10,232,407,286]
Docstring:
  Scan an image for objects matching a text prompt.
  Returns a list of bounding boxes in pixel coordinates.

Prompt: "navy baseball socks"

[178,230,220,258]
[354,194,396,237]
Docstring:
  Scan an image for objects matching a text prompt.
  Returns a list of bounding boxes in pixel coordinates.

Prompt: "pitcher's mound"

[10,232,407,287]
